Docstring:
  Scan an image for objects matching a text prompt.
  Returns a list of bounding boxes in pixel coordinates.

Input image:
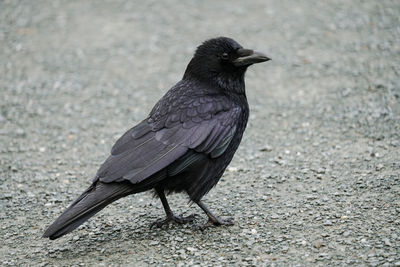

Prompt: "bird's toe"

[198,216,234,230]
[174,213,198,223]
[150,218,170,229]
[150,213,197,229]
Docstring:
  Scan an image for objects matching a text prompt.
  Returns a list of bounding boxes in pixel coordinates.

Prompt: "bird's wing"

[96,93,241,184]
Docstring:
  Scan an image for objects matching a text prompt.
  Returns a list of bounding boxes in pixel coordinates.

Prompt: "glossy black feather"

[43,36,265,239]
[96,84,241,186]
[43,181,134,239]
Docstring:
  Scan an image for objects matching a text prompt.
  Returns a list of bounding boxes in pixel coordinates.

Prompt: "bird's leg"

[150,188,197,229]
[196,200,234,230]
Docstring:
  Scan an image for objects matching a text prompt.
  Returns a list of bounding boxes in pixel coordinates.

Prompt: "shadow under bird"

[43,37,270,240]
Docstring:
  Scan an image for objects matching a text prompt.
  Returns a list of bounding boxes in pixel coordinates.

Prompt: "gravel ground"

[1,0,400,266]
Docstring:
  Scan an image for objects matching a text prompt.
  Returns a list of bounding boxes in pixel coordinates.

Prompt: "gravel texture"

[1,0,400,266]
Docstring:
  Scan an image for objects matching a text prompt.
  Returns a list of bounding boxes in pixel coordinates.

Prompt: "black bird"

[43,37,270,240]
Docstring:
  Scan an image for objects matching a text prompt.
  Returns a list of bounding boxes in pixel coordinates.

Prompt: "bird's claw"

[199,216,234,230]
[150,213,198,229]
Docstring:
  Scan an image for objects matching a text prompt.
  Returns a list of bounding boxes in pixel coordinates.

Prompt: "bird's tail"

[43,181,133,240]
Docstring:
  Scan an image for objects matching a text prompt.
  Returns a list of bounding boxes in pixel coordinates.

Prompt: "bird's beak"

[233,48,271,66]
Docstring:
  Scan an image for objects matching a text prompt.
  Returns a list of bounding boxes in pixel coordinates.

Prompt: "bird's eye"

[221,53,229,60]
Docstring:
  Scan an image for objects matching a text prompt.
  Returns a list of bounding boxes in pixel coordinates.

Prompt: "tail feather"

[43,181,133,240]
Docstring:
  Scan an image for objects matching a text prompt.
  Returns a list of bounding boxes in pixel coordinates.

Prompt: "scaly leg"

[150,188,197,229]
[196,200,234,230]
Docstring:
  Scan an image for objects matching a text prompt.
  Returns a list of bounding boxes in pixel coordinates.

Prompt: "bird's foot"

[199,216,234,230]
[150,213,197,229]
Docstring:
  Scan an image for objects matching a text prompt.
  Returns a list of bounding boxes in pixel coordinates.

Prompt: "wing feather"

[96,89,241,185]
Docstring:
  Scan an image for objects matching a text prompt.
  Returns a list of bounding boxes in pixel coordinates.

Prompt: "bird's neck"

[184,70,247,96]
[213,72,246,95]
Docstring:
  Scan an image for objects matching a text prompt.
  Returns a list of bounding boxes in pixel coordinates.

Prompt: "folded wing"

[96,94,241,185]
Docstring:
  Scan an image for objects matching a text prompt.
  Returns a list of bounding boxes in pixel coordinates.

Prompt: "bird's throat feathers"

[213,71,246,95]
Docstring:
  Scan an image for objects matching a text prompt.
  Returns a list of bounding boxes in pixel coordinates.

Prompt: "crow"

[43,37,270,240]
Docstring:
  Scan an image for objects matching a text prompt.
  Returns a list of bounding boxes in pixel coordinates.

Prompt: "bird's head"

[183,37,270,93]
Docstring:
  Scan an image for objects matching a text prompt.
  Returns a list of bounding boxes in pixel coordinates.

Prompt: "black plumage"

[43,37,270,239]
